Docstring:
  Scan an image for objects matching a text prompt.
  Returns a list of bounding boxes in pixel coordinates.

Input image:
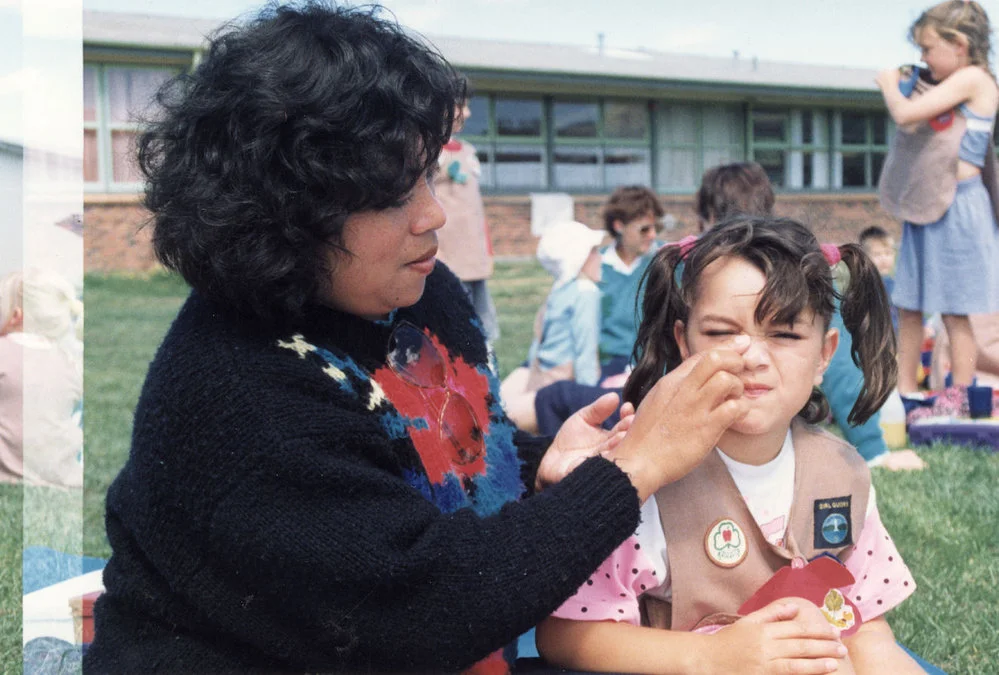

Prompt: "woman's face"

[321,171,446,320]
[614,210,659,261]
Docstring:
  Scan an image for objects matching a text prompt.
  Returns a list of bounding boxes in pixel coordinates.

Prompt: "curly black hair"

[139,1,464,322]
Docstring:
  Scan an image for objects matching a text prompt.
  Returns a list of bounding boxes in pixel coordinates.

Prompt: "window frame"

[463,94,654,193]
[748,105,892,191]
[84,56,188,194]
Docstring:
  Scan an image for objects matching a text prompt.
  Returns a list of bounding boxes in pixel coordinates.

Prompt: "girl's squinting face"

[918,26,969,81]
[674,256,838,454]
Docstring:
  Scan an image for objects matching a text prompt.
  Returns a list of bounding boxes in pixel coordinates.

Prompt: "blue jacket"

[528,278,602,386]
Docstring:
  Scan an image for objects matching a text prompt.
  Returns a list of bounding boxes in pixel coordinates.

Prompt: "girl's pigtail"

[837,243,898,424]
[624,244,687,408]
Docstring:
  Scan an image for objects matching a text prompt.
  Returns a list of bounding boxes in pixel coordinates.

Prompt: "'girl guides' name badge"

[704,518,748,568]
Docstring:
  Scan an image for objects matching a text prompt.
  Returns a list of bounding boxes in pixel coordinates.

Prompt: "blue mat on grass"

[22,546,106,595]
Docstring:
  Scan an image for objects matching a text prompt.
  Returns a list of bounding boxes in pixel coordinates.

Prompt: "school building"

[83,10,905,272]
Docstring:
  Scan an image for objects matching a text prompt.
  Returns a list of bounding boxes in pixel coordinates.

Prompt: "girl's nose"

[743,337,771,369]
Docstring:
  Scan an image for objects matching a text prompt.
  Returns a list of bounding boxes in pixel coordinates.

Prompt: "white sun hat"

[536,221,606,288]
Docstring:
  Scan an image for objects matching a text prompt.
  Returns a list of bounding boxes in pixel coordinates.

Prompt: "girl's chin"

[726,411,786,437]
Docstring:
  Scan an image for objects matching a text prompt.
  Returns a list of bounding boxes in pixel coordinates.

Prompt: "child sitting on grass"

[537,216,922,674]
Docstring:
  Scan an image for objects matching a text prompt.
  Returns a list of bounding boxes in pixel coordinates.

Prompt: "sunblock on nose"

[743,337,771,368]
[731,334,751,350]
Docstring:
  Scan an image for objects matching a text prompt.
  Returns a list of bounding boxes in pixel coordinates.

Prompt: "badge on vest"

[813,496,852,549]
[704,518,748,568]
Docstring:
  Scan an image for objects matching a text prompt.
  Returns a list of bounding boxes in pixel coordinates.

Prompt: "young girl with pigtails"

[536,216,923,674]
[876,0,999,412]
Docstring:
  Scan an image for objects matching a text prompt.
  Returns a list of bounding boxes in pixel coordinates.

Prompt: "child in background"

[537,217,922,674]
[0,268,83,488]
[876,0,999,414]
[858,226,896,293]
[434,77,500,345]
[501,221,605,432]
[694,162,775,232]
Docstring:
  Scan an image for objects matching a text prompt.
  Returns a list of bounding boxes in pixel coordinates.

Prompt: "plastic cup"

[967,385,994,419]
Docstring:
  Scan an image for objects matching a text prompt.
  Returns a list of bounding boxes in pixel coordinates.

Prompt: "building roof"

[83,10,220,51]
[83,10,877,94]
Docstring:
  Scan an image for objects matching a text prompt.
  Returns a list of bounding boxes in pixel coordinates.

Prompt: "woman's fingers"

[575,391,622,427]
[609,337,755,499]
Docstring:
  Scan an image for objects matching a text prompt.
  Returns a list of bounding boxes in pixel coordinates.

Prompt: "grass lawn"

[1,261,995,672]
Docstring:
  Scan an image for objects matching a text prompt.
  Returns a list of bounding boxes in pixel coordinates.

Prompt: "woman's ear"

[814,327,840,386]
[674,320,690,359]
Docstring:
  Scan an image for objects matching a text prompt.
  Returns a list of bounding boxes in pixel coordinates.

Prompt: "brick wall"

[486,192,902,260]
[83,192,902,273]
[84,195,158,273]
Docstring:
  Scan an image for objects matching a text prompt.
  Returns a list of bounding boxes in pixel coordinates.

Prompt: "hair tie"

[672,234,699,257]
[820,243,841,266]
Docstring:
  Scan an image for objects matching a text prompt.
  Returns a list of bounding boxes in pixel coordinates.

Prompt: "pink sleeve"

[843,504,916,622]
[550,534,659,626]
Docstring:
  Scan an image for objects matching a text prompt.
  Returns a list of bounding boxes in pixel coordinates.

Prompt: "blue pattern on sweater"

[297,328,525,519]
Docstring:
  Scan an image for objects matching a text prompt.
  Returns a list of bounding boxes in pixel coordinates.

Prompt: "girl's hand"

[706,598,848,674]
[875,68,901,92]
[536,393,635,491]
[609,336,752,502]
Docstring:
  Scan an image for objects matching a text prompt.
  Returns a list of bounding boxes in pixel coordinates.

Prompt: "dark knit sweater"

[84,264,640,674]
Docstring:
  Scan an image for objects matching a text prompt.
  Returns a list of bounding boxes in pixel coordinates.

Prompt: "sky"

[76,0,999,69]
[4,0,999,153]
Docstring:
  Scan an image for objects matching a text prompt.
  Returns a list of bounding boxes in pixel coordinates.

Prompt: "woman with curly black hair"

[85,3,842,673]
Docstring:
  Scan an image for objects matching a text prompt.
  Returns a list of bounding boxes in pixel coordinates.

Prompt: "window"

[833,111,891,188]
[655,103,745,191]
[84,63,176,192]
[750,106,888,189]
[492,97,546,189]
[462,95,650,192]
[552,98,650,190]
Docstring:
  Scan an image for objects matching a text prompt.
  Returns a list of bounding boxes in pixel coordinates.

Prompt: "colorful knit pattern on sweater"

[278,325,525,518]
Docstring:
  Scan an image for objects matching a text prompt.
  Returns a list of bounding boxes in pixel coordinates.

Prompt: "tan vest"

[641,420,870,632]
[434,140,494,281]
[879,89,999,225]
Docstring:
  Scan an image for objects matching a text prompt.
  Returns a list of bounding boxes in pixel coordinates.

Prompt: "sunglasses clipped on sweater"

[386,321,485,464]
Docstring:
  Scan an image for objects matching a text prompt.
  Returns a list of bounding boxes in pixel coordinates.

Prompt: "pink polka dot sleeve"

[843,503,916,622]
[550,535,660,626]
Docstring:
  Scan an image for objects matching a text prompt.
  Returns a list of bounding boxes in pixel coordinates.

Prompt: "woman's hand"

[705,598,849,674]
[609,336,752,502]
[536,393,635,491]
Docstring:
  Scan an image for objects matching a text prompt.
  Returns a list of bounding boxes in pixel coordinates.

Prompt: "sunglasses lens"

[388,323,446,388]
[441,394,484,464]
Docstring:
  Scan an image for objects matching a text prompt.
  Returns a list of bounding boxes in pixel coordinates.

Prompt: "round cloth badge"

[704,518,748,568]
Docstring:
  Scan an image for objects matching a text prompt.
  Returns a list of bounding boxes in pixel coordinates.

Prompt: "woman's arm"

[842,617,923,674]
[537,600,846,675]
[875,65,987,126]
[206,444,641,672]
